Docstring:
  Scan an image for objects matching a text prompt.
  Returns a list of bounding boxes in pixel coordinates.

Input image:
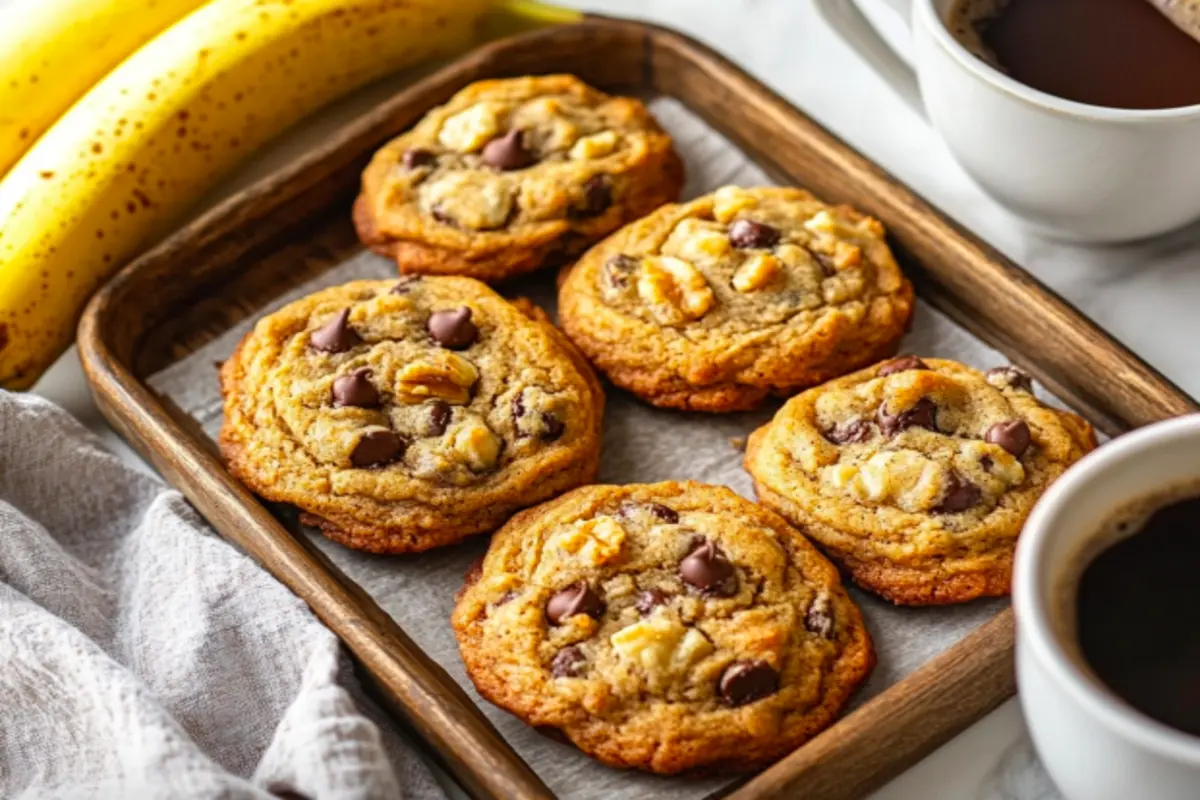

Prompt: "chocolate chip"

[935,472,982,513]
[876,397,938,437]
[572,175,612,218]
[878,355,929,377]
[550,645,587,678]
[332,368,380,408]
[310,309,361,353]
[823,419,871,445]
[427,307,477,349]
[427,400,452,436]
[647,503,679,524]
[431,205,456,226]
[545,582,605,625]
[986,366,1034,392]
[601,254,637,292]
[636,588,669,615]
[402,148,436,169]
[981,455,994,472]
[481,128,533,171]
[540,412,565,442]
[805,594,835,639]
[729,219,781,249]
[809,248,837,277]
[718,661,779,706]
[679,539,737,596]
[986,419,1031,457]
[350,429,404,467]
[390,276,420,294]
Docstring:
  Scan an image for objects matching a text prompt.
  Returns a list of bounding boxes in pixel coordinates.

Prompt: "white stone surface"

[26,0,1200,796]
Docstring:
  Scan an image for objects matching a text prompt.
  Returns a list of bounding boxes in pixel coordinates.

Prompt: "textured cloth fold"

[0,391,443,800]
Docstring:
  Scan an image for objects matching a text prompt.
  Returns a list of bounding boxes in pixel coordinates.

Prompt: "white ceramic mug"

[815,0,1200,242]
[1013,414,1200,800]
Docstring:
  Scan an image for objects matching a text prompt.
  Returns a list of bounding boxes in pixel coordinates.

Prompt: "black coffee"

[1076,492,1200,735]
[949,0,1200,109]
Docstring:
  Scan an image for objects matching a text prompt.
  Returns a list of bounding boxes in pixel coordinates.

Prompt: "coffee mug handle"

[813,0,925,116]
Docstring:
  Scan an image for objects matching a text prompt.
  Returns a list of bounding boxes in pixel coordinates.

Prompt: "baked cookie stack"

[218,73,1096,776]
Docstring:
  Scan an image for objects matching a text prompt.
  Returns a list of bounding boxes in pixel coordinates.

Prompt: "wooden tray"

[78,16,1197,800]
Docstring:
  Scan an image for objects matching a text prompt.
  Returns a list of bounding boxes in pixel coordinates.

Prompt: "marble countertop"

[30,0,1200,797]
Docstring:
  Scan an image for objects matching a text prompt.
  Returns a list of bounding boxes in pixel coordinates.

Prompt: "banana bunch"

[0,0,581,389]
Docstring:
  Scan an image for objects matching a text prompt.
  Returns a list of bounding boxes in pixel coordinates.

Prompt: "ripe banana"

[0,0,582,389]
[0,0,210,177]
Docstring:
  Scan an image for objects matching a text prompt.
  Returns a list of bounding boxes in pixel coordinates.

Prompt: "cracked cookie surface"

[354,75,684,282]
[745,357,1097,604]
[557,185,915,412]
[219,277,604,553]
[451,481,874,774]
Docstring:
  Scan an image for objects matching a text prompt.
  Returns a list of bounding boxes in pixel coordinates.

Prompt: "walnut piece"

[450,417,501,471]
[732,252,782,293]
[711,185,758,224]
[636,256,715,325]
[610,613,713,674]
[551,516,627,566]
[569,130,618,160]
[438,102,502,152]
[397,351,478,405]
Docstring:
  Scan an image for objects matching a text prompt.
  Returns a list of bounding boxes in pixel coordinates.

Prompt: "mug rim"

[1014,414,1200,765]
[916,0,1200,123]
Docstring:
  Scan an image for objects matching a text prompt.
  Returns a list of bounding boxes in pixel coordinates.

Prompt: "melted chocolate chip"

[935,472,983,513]
[876,397,938,438]
[481,128,534,171]
[430,205,456,227]
[391,276,420,294]
[636,588,669,615]
[309,309,361,353]
[728,219,781,249]
[823,419,871,445]
[679,539,737,596]
[878,355,929,377]
[986,419,1031,457]
[427,307,478,349]
[350,430,404,467]
[572,175,612,218]
[540,412,565,442]
[647,503,679,524]
[804,594,836,639]
[331,368,380,408]
[550,645,587,678]
[545,582,605,625]
[986,366,1034,392]
[602,254,637,291]
[809,248,837,277]
[427,400,452,436]
[981,455,995,472]
[718,661,779,706]
[402,148,436,169]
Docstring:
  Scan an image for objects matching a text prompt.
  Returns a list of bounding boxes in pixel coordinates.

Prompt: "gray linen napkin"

[0,390,444,800]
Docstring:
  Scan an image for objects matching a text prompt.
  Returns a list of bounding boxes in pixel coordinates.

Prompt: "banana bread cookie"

[354,75,684,282]
[452,481,874,774]
[745,357,1097,604]
[219,277,604,553]
[557,185,915,412]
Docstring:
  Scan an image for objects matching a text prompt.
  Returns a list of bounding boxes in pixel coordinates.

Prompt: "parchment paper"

[149,98,1064,800]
